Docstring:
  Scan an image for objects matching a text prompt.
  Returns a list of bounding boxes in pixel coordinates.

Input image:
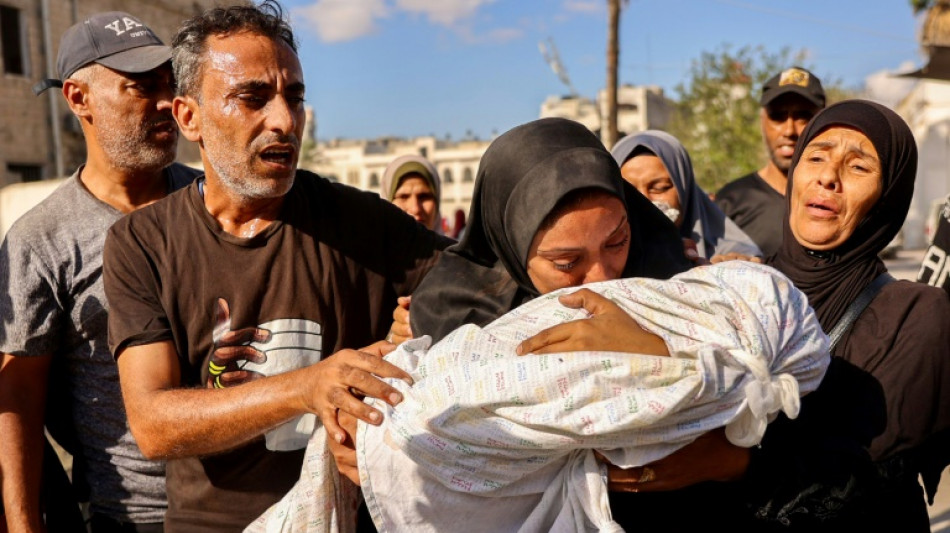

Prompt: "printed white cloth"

[247,262,830,533]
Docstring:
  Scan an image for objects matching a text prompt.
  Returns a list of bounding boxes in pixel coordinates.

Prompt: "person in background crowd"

[0,11,199,533]
[450,208,467,240]
[716,66,825,257]
[612,129,762,262]
[102,2,450,530]
[918,193,950,295]
[380,154,443,233]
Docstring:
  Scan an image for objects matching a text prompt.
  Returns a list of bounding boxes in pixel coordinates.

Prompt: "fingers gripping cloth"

[248,262,830,533]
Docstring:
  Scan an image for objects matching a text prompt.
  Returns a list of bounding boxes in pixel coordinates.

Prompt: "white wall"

[0,178,65,241]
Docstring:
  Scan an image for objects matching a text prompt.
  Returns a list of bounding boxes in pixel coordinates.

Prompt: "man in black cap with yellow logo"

[715,66,826,257]
[0,11,198,533]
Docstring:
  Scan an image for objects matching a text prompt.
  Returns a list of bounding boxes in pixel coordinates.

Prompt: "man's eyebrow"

[288,81,306,93]
[232,80,271,92]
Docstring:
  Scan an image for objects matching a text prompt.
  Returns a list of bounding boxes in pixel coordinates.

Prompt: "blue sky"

[283,0,924,141]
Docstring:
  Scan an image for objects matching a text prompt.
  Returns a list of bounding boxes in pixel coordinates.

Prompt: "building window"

[1,6,27,76]
[443,168,454,183]
[8,163,42,183]
[347,170,359,185]
[369,173,379,188]
[462,167,474,183]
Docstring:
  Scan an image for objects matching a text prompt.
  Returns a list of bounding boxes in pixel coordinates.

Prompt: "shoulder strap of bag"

[827,272,896,350]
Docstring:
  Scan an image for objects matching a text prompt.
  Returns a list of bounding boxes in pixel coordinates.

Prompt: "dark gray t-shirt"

[0,163,197,522]
[715,172,787,258]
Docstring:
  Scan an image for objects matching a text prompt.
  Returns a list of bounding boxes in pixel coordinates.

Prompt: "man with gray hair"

[0,11,199,532]
[103,1,450,530]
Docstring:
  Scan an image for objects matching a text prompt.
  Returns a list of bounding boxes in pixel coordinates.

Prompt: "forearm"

[123,369,309,460]
[0,354,50,532]
[119,340,410,460]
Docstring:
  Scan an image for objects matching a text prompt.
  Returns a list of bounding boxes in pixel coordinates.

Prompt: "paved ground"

[883,248,950,532]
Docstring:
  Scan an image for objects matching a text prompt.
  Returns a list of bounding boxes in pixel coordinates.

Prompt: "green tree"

[666,45,854,194]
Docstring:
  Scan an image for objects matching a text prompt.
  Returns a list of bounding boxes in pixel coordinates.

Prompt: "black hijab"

[411,118,691,342]
[769,100,917,329]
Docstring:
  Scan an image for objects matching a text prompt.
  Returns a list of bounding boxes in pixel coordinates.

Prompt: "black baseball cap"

[760,67,826,108]
[33,12,170,95]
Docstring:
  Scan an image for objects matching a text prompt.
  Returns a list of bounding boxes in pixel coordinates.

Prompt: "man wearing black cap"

[0,11,199,532]
[715,66,826,257]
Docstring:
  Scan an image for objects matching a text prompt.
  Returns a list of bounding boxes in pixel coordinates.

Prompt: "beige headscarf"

[380,154,442,233]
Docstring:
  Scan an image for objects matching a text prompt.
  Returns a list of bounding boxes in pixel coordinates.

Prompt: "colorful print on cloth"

[247,261,830,533]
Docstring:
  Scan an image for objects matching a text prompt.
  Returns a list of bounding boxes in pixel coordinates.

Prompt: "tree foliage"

[666,45,854,194]
[912,0,936,14]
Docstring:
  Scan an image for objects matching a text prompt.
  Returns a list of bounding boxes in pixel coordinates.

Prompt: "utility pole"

[604,0,623,149]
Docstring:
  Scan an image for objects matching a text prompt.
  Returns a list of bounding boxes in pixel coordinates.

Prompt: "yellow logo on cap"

[779,68,810,88]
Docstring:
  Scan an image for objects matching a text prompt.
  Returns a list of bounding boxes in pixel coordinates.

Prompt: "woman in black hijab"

[487,102,950,531]
[763,99,950,530]
[410,117,691,342]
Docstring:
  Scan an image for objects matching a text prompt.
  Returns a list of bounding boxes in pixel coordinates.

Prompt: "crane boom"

[538,37,578,97]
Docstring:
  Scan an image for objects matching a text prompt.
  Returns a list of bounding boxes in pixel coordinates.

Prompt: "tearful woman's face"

[526,192,630,295]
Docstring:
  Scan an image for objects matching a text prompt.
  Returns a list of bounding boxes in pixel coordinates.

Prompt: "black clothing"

[715,171,786,257]
[767,100,950,530]
[411,118,691,343]
[919,195,950,295]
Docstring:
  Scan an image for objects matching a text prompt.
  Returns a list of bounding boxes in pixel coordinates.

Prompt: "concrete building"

[306,83,670,229]
[895,79,950,249]
[0,0,215,188]
[540,83,673,145]
[305,134,489,234]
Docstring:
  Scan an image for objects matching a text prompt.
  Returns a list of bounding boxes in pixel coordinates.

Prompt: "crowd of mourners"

[2,1,950,533]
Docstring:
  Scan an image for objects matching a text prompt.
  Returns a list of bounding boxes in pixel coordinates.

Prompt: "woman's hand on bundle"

[515,289,669,356]
[386,296,413,346]
[601,428,750,492]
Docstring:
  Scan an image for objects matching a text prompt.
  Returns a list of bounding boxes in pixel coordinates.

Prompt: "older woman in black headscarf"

[410,117,691,343]
[762,99,950,530]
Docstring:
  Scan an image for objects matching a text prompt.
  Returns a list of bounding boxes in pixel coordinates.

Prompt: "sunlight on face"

[789,126,883,250]
[761,94,820,174]
[197,32,306,201]
[527,192,630,295]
